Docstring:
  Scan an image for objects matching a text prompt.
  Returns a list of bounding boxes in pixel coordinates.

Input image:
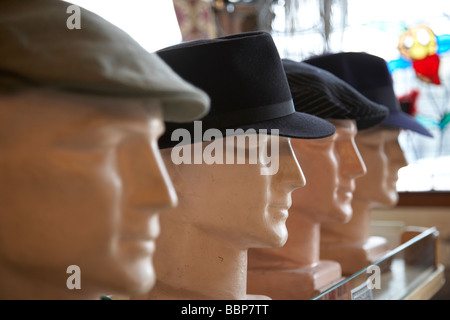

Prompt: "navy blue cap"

[304,52,433,137]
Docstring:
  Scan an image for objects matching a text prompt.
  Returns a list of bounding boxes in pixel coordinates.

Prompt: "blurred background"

[67,0,450,193]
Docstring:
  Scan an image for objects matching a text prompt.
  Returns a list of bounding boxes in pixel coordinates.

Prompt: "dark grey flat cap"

[283,59,389,130]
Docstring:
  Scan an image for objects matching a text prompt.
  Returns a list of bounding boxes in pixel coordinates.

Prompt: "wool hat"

[304,52,433,137]
[282,59,389,130]
[0,0,209,123]
[157,31,335,149]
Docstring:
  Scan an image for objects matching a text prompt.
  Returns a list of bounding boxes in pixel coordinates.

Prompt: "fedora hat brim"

[237,111,336,139]
[158,106,336,149]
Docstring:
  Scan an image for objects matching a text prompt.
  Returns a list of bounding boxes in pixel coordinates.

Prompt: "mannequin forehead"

[223,133,271,147]
[290,119,356,151]
[327,119,357,138]
[290,133,334,151]
[0,90,164,146]
[164,134,291,179]
[356,125,401,143]
[177,133,280,151]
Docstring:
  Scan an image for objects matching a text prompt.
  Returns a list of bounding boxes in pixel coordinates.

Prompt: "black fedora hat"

[0,0,209,123]
[282,59,389,130]
[304,52,433,137]
[157,31,335,149]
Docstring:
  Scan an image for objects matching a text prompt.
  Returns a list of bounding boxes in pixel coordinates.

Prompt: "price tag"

[351,281,374,300]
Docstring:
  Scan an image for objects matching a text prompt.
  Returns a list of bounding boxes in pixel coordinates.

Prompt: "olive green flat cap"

[0,0,210,122]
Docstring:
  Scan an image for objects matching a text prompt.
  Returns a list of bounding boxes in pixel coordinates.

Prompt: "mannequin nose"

[340,140,367,179]
[119,137,178,211]
[389,141,408,171]
[277,138,306,191]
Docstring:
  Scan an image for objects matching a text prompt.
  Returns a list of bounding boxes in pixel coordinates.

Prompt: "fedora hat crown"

[157,31,336,149]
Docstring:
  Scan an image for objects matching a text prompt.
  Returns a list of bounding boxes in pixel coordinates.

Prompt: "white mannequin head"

[0,89,177,299]
[290,119,366,223]
[161,134,305,248]
[353,125,408,208]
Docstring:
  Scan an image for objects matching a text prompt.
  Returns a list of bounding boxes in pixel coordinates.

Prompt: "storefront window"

[64,0,182,52]
[64,0,449,192]
[271,0,450,192]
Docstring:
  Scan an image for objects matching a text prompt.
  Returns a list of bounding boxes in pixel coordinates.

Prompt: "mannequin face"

[162,134,305,249]
[0,91,177,297]
[290,119,366,223]
[353,125,408,207]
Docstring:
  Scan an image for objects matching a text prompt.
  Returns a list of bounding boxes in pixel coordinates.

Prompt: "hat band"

[358,86,400,111]
[205,99,295,129]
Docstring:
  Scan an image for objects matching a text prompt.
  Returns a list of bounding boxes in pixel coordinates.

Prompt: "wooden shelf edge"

[403,264,446,300]
[398,191,450,207]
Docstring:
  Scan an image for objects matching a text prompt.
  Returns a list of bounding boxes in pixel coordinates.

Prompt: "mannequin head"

[0,90,177,298]
[161,134,305,248]
[353,125,408,208]
[290,119,366,224]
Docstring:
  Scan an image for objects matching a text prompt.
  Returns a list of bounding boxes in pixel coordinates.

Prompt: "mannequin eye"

[416,29,430,46]
[403,35,414,49]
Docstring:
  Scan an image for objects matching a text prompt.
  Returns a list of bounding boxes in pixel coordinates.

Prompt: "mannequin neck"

[352,197,373,215]
[347,197,373,242]
[321,197,372,244]
[145,218,250,300]
[248,211,320,269]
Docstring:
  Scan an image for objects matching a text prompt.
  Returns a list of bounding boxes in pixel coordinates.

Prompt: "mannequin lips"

[267,207,289,223]
[121,233,159,242]
[268,195,292,220]
[337,182,355,202]
[121,214,160,252]
[120,236,157,255]
[268,194,292,210]
[386,179,398,192]
[140,240,156,255]
[388,173,399,184]
[338,187,353,195]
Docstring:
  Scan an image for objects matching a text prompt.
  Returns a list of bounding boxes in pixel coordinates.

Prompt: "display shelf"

[403,264,445,300]
[312,227,445,300]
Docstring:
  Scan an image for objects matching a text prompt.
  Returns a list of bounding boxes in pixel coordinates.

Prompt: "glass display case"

[312,227,445,300]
